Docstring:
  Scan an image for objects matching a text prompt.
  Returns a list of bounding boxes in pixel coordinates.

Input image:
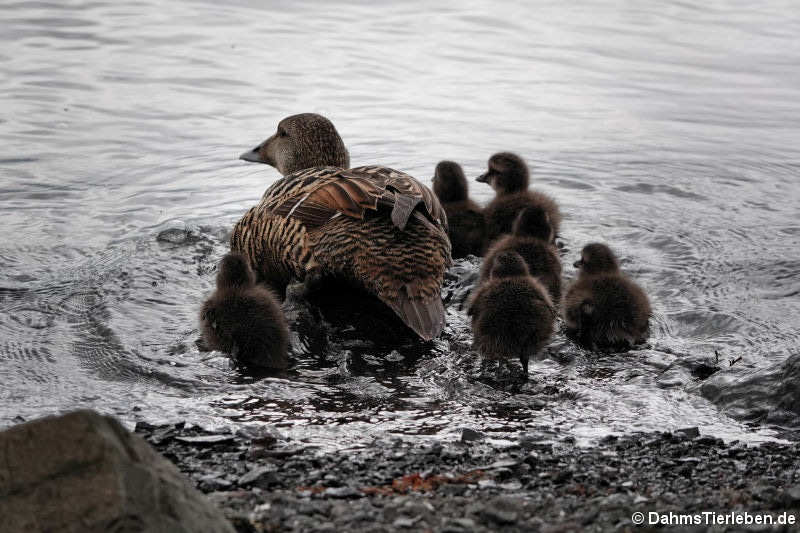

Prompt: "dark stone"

[675,427,700,439]
[461,428,486,442]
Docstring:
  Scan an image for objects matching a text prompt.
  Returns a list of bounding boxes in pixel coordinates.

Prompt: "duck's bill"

[475,172,489,183]
[239,147,264,163]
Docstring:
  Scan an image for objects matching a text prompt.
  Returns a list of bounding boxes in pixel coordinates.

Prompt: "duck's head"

[574,243,620,276]
[239,113,350,175]
[512,206,552,242]
[432,160,468,203]
[216,252,256,289]
[490,250,529,280]
[476,152,529,194]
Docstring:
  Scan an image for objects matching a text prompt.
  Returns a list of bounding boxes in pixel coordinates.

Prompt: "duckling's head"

[239,113,350,175]
[512,206,553,242]
[216,252,256,289]
[490,250,530,280]
[432,161,468,203]
[476,152,529,194]
[574,243,620,276]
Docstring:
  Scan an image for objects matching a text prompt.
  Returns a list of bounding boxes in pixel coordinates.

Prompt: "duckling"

[200,253,289,370]
[232,113,451,341]
[468,251,555,375]
[477,152,561,246]
[480,206,562,304]
[563,243,651,351]
[432,160,486,258]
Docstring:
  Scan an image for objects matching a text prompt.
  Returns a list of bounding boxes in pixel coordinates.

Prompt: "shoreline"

[136,422,800,532]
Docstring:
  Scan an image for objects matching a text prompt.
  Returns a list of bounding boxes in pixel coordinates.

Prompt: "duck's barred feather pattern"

[230,165,452,340]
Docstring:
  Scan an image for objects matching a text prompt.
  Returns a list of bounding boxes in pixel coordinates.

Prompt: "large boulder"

[0,410,235,533]
[700,352,800,427]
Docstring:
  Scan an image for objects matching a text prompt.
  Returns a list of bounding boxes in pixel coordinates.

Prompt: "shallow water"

[1,0,799,449]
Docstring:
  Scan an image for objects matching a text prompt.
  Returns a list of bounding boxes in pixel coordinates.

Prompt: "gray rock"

[322,486,362,499]
[239,465,278,487]
[392,516,421,528]
[174,434,235,446]
[0,410,235,533]
[783,485,800,505]
[480,508,517,525]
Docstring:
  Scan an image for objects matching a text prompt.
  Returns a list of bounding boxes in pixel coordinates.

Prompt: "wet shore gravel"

[135,423,800,532]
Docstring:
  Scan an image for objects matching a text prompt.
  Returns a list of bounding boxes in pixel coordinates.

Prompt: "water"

[2,0,799,449]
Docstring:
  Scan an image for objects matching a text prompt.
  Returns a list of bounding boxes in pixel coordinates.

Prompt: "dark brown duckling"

[200,253,289,370]
[468,251,555,375]
[432,160,486,258]
[232,113,451,341]
[563,243,651,351]
[477,152,561,246]
[480,206,562,304]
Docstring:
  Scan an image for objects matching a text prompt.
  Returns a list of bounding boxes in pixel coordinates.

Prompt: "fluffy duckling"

[200,253,289,370]
[480,206,562,304]
[432,160,486,258]
[233,113,451,341]
[468,251,555,375]
[477,152,561,246]
[563,243,651,351]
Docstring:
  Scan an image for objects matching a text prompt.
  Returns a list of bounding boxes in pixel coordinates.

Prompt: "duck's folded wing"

[263,166,448,233]
[263,167,383,229]
[340,166,448,231]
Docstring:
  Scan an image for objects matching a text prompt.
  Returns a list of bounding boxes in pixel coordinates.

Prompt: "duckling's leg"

[495,360,505,382]
[519,353,530,377]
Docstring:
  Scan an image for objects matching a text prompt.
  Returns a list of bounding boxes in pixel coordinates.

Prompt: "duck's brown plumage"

[468,251,555,374]
[231,114,452,341]
[477,152,561,246]
[432,160,485,258]
[480,206,561,303]
[563,243,651,351]
[200,253,289,370]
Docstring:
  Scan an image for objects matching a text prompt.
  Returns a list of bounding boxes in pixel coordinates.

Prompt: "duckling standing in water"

[200,253,289,370]
[432,160,485,258]
[480,206,562,304]
[233,113,451,341]
[563,243,651,351]
[477,152,561,246]
[468,251,555,376]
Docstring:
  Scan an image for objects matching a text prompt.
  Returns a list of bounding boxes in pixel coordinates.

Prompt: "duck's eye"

[278,129,288,138]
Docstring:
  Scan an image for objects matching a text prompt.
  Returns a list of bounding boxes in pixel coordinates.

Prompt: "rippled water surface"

[2,0,799,448]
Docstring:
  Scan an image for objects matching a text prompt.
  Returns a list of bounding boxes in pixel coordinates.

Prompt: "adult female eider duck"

[200,253,289,370]
[468,250,555,375]
[477,152,561,246]
[480,206,562,304]
[231,113,452,341]
[563,243,651,351]
[432,160,485,258]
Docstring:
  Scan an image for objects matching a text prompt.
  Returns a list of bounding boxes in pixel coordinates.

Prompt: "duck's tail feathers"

[385,286,446,341]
